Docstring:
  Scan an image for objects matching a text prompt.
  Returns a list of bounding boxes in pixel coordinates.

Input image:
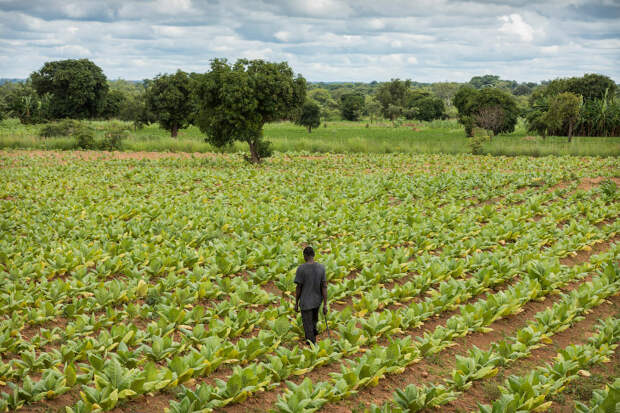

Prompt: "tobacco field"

[0,150,619,413]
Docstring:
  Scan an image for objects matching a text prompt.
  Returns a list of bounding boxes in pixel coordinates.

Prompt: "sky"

[0,0,619,83]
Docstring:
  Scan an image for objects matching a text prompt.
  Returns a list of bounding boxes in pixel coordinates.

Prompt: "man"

[294,246,327,344]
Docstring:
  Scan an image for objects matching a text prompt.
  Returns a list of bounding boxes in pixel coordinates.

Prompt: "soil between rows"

[439,294,620,413]
[320,271,609,413]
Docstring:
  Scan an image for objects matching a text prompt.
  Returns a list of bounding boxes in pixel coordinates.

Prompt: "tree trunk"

[568,122,573,143]
[308,126,312,133]
[171,124,178,138]
[248,140,260,163]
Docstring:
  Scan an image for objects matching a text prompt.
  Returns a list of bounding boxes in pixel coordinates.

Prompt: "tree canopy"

[454,87,518,136]
[30,59,108,119]
[545,92,582,142]
[404,90,445,121]
[340,93,365,121]
[146,70,193,137]
[376,79,411,118]
[194,58,306,163]
[296,100,321,132]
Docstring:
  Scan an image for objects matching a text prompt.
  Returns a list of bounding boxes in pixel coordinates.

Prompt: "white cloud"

[55,44,91,56]
[541,45,559,54]
[499,14,536,42]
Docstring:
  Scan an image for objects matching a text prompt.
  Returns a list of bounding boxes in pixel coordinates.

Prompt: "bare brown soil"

[549,345,620,412]
[0,149,219,162]
[109,391,178,413]
[559,233,619,266]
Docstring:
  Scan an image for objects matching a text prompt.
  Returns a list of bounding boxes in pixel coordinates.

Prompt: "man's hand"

[295,303,299,312]
[322,305,328,315]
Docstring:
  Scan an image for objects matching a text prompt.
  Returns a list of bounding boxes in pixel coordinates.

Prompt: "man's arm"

[295,283,302,312]
[321,275,328,314]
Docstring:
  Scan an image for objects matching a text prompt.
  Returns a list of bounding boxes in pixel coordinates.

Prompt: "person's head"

[303,246,315,261]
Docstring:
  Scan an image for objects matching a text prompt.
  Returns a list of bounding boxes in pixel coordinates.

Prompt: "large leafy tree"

[101,90,126,119]
[545,92,582,142]
[453,86,479,136]
[340,93,365,121]
[545,73,615,102]
[194,58,306,163]
[404,90,445,121]
[376,78,411,118]
[454,87,518,137]
[296,100,321,132]
[30,59,108,119]
[146,70,193,137]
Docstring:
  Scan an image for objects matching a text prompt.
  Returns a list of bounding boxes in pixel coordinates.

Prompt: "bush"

[468,128,490,155]
[258,139,273,158]
[100,124,128,151]
[74,129,95,150]
[39,119,82,138]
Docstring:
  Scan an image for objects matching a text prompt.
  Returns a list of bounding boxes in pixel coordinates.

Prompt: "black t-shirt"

[294,262,326,310]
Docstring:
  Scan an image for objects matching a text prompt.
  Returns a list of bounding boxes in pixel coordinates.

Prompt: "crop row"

[367,261,620,412]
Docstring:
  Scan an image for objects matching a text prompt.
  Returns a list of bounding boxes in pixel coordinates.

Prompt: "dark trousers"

[301,307,319,344]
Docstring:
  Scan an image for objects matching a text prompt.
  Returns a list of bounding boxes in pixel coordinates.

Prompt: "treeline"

[0,59,618,147]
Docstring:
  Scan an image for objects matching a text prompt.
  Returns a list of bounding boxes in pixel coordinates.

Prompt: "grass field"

[1,117,619,157]
[0,150,619,412]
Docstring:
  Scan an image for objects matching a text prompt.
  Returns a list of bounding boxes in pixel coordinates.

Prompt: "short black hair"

[303,246,315,257]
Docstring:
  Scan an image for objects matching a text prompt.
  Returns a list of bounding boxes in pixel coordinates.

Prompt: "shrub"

[100,124,128,151]
[468,128,490,155]
[39,119,82,138]
[74,128,95,150]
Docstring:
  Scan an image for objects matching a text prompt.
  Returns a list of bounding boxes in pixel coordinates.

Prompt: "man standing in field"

[294,246,328,344]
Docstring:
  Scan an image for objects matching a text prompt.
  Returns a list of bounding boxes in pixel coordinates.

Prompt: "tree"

[376,79,411,118]
[307,88,339,121]
[296,100,321,132]
[385,104,403,121]
[404,91,445,121]
[526,93,550,139]
[513,84,533,96]
[453,86,479,136]
[194,58,306,163]
[340,93,364,121]
[30,59,108,119]
[2,82,52,124]
[365,96,382,123]
[544,73,616,102]
[474,106,505,138]
[469,74,501,89]
[454,87,518,137]
[545,92,581,142]
[146,70,193,137]
[431,82,460,106]
[101,89,126,119]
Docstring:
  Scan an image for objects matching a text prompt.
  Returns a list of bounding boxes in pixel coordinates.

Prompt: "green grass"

[1,117,619,157]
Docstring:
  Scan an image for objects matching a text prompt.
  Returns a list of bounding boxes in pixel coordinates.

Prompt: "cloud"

[0,0,617,82]
[499,14,536,41]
